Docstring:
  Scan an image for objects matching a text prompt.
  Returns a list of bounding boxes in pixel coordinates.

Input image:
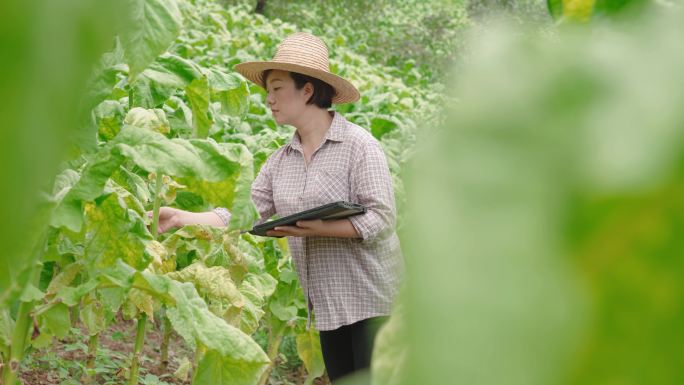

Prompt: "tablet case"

[248,201,367,236]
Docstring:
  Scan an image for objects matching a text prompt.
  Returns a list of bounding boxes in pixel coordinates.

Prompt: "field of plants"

[1,0,447,384]
[2,0,683,385]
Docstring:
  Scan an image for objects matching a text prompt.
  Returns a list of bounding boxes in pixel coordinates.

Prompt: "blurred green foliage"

[0,0,125,305]
[388,4,684,385]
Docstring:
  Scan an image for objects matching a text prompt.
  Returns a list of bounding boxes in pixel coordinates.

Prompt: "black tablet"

[248,201,367,236]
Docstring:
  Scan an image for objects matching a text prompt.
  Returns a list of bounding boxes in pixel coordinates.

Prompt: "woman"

[155,32,404,383]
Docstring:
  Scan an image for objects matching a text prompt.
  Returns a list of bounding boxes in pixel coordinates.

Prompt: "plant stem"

[2,300,34,385]
[193,343,206,370]
[257,326,285,385]
[128,313,147,385]
[151,172,163,240]
[83,333,99,385]
[2,252,43,385]
[159,308,172,371]
[127,160,161,384]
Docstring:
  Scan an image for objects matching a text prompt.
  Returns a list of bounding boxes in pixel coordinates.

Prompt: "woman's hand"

[266,219,325,237]
[147,207,191,234]
[265,219,360,238]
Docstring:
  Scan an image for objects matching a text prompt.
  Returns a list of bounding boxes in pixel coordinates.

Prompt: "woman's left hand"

[266,219,324,237]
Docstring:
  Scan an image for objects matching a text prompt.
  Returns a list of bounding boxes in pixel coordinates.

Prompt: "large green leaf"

[111,125,243,180]
[93,260,269,383]
[229,273,277,334]
[166,262,243,308]
[205,69,250,117]
[186,77,212,138]
[110,125,260,228]
[296,327,325,385]
[193,348,268,385]
[39,303,71,339]
[124,107,170,134]
[82,193,152,270]
[164,281,269,384]
[80,300,107,336]
[121,0,183,79]
[93,100,125,141]
[50,151,124,232]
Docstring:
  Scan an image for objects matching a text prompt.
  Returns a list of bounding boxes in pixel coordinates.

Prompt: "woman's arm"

[265,218,360,238]
[151,207,226,233]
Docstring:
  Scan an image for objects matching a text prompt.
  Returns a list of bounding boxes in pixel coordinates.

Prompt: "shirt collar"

[287,111,347,154]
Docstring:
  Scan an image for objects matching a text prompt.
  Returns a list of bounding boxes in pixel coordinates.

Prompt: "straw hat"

[234,32,360,104]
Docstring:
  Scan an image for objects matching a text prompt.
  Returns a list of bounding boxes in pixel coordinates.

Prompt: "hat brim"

[234,61,360,104]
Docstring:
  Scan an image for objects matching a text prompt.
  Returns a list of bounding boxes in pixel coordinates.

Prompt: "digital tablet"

[248,201,367,237]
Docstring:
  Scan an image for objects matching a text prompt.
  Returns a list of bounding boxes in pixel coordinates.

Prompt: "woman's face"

[265,69,312,126]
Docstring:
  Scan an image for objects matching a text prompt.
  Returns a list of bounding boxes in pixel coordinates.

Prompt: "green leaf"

[0,308,13,346]
[82,193,152,270]
[163,280,269,381]
[205,70,250,117]
[130,74,176,108]
[93,100,125,141]
[230,273,277,334]
[547,0,564,20]
[121,0,183,79]
[81,300,107,336]
[50,151,124,232]
[115,166,152,206]
[370,116,399,139]
[296,327,325,384]
[19,283,45,302]
[166,263,243,308]
[127,288,155,320]
[56,279,99,307]
[187,77,212,138]
[268,281,301,322]
[174,356,192,381]
[155,53,203,85]
[99,287,127,314]
[125,107,170,134]
[111,125,238,180]
[85,40,127,110]
[193,349,268,385]
[46,262,83,296]
[40,303,71,339]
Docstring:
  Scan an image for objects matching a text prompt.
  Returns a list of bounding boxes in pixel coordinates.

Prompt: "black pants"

[319,316,389,383]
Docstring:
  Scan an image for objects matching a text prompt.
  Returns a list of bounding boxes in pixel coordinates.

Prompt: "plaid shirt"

[218,112,404,331]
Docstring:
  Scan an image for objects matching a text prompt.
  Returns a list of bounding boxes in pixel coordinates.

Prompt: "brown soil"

[18,314,330,385]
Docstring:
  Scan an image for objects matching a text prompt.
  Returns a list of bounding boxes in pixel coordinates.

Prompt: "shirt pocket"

[313,168,350,204]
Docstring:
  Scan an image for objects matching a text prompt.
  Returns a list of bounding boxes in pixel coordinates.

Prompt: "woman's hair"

[263,69,334,108]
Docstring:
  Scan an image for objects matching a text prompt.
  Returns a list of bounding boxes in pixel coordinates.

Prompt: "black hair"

[263,69,334,109]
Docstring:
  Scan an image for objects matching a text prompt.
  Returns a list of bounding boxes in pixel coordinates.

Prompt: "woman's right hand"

[148,207,191,234]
